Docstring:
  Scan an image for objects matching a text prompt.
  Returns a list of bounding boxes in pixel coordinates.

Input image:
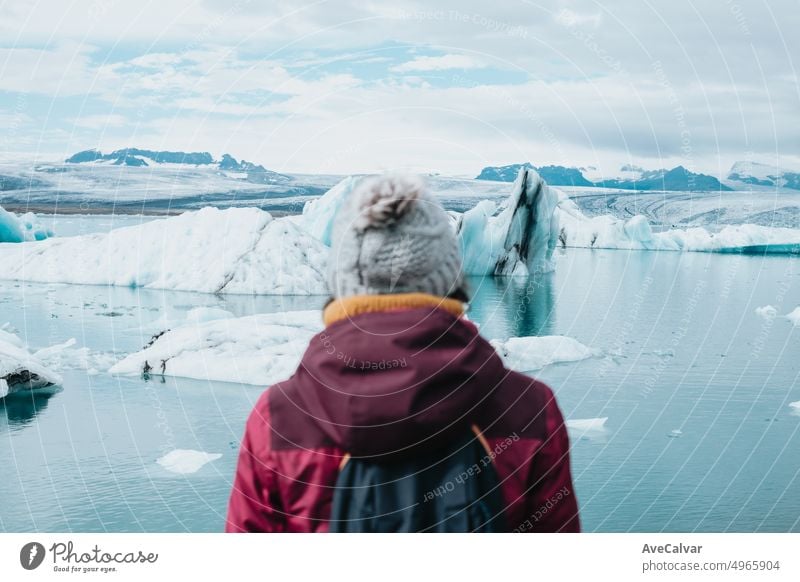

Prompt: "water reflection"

[466,270,555,339]
[0,388,60,431]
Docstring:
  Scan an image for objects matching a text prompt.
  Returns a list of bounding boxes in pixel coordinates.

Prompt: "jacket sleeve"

[225,395,286,532]
[520,387,581,533]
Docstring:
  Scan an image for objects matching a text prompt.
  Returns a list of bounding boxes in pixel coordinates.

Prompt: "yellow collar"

[323,293,464,327]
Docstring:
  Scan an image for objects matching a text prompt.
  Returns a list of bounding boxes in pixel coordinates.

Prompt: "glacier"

[0,325,63,398]
[1,168,799,296]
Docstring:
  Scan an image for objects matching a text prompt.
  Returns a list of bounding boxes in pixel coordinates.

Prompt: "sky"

[1,0,798,177]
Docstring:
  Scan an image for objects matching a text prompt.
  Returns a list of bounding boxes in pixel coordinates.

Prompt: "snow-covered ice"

[786,307,800,326]
[156,449,222,474]
[0,325,63,398]
[490,335,599,371]
[32,338,118,376]
[755,305,778,319]
[0,207,329,295]
[110,310,322,386]
[0,206,53,243]
[111,310,598,385]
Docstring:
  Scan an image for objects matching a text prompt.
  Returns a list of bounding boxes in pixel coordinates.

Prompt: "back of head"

[327,173,465,299]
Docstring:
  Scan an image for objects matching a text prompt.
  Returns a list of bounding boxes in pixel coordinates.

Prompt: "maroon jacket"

[226,306,580,532]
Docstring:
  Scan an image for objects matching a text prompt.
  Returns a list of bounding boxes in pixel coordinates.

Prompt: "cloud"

[0,0,798,175]
[391,54,488,73]
[70,114,129,129]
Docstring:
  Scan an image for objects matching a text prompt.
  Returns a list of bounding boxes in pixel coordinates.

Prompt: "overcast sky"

[1,0,798,176]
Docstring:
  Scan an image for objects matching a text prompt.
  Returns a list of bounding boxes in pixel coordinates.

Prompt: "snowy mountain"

[477,163,593,187]
[477,163,732,192]
[65,148,291,184]
[727,161,800,190]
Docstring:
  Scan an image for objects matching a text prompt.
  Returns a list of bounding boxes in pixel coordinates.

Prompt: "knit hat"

[327,173,465,299]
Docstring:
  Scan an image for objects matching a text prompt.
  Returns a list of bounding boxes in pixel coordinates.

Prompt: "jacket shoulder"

[479,369,561,441]
[265,378,336,451]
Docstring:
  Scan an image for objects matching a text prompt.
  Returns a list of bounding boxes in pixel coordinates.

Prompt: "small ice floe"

[755,305,778,320]
[786,307,800,326]
[156,449,222,474]
[1,324,63,398]
[490,335,599,372]
[789,401,800,417]
[667,429,683,438]
[566,417,609,442]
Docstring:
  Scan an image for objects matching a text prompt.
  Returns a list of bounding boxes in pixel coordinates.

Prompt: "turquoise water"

[1,247,799,532]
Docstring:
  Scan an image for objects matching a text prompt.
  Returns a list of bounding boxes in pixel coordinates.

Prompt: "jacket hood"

[289,307,507,459]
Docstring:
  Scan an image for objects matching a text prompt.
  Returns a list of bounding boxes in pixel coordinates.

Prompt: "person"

[226,173,580,532]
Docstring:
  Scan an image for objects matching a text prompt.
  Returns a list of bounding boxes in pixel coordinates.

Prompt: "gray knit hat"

[327,173,465,299]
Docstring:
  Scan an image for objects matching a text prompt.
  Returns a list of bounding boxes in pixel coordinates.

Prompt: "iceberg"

[555,199,800,253]
[156,449,222,474]
[296,176,356,245]
[109,310,322,386]
[755,305,778,320]
[0,207,329,295]
[0,325,63,398]
[0,206,53,242]
[458,168,560,276]
[490,335,599,371]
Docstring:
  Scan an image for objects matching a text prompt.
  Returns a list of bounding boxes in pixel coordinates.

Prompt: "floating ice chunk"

[0,206,54,243]
[0,327,63,397]
[566,417,608,431]
[786,307,800,326]
[110,310,323,385]
[668,429,683,438]
[789,401,800,413]
[112,310,597,385]
[0,207,329,295]
[755,305,778,319]
[156,449,222,474]
[566,417,609,442]
[490,335,599,371]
